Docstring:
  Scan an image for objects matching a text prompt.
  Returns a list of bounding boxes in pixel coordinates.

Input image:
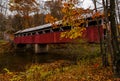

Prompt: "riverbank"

[0,42,120,81]
[0,40,14,54]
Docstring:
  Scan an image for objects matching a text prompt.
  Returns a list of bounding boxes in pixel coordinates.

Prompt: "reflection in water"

[0,49,76,73]
[0,51,33,72]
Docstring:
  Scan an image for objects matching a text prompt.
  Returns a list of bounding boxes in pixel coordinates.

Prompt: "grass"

[0,40,8,45]
[0,40,15,54]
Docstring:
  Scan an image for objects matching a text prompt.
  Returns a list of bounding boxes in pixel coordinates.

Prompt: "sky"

[82,0,94,9]
[42,0,95,9]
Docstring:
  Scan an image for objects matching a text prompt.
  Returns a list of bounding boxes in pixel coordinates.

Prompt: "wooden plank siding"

[14,25,103,44]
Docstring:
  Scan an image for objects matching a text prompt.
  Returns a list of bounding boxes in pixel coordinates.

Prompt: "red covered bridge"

[14,20,104,44]
[14,19,104,53]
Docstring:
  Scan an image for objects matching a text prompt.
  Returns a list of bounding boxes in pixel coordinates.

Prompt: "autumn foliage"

[9,0,39,28]
[45,0,92,39]
[45,14,58,27]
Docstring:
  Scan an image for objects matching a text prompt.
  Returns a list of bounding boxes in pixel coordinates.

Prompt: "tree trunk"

[115,0,120,35]
[110,0,120,77]
[93,0,109,67]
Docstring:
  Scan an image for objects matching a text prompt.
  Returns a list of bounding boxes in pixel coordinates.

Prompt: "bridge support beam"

[35,44,49,53]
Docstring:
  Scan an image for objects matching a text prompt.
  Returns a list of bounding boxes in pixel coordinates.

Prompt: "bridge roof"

[15,20,62,34]
[21,23,52,33]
